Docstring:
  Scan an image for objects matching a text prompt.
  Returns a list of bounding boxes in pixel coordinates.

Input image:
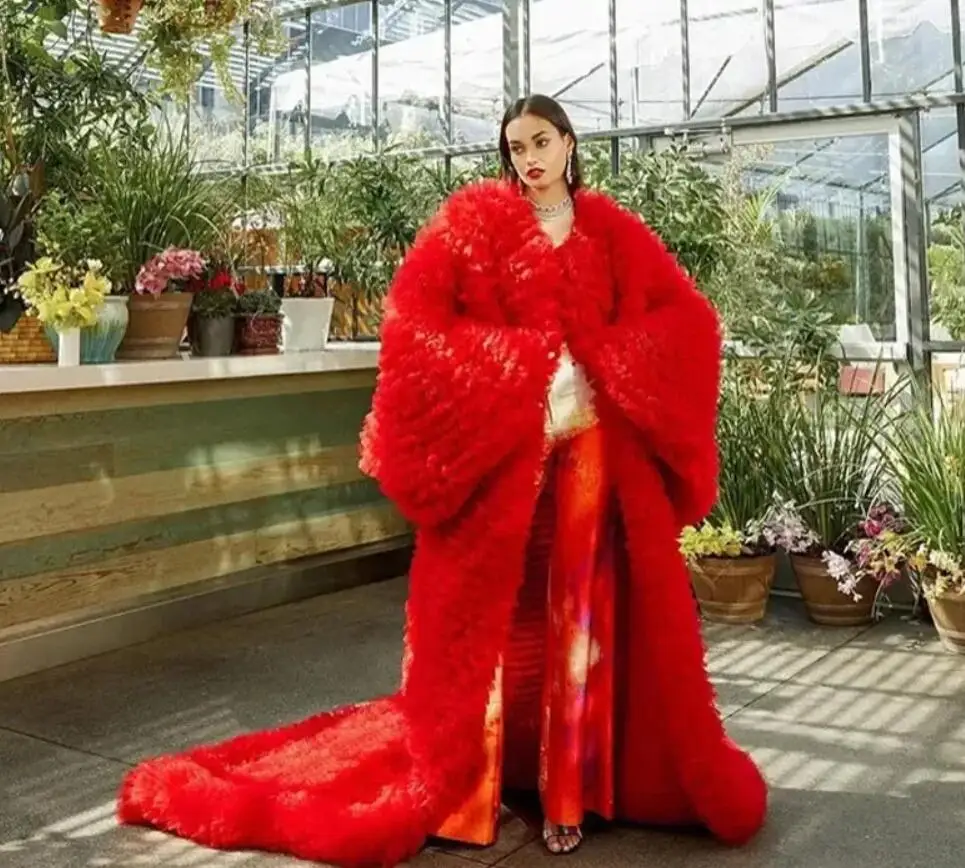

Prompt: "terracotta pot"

[116,292,193,360]
[689,554,777,624]
[97,0,144,34]
[791,554,876,626]
[235,314,281,355]
[929,590,965,654]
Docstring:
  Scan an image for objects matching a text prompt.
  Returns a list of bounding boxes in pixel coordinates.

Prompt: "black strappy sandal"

[542,821,584,855]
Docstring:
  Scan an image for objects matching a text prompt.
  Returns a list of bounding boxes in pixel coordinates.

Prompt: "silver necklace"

[531,195,573,221]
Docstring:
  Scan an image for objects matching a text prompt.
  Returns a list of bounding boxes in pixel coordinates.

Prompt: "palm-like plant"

[710,365,791,541]
[773,368,894,554]
[41,135,235,289]
[883,391,965,597]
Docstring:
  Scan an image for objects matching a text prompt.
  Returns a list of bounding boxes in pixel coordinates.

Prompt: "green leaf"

[46,20,68,39]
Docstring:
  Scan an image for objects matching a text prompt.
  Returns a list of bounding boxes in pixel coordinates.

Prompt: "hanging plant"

[139,0,281,102]
[97,0,145,35]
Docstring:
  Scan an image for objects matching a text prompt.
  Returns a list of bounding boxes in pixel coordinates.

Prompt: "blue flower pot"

[45,296,130,364]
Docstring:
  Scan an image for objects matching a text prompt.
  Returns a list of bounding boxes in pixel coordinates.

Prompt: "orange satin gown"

[434,424,616,844]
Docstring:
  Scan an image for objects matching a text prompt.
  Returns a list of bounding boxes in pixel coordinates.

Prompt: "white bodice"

[545,345,597,440]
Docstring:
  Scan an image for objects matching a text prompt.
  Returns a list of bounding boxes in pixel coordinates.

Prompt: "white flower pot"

[58,327,81,367]
[280,297,335,353]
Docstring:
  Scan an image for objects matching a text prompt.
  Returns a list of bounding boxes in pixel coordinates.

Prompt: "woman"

[118,95,768,866]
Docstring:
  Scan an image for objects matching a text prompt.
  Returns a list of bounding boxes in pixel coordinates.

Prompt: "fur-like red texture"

[117,180,767,865]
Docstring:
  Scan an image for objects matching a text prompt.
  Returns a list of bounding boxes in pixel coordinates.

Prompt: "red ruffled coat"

[117,180,768,866]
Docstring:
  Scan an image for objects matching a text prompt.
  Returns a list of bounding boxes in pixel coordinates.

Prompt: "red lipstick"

[526,168,544,180]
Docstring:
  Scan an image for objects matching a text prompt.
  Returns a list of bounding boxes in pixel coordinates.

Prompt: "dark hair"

[498,94,583,191]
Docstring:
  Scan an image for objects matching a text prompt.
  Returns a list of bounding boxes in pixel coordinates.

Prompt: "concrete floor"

[1,578,964,868]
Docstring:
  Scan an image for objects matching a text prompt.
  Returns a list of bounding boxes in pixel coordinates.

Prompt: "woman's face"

[505,113,572,192]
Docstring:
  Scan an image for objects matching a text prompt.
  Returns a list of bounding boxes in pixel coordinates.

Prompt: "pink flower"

[135,247,207,296]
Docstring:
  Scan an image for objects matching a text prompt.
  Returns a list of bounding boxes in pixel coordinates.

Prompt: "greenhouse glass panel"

[687,0,766,119]
[772,0,863,111]
[867,0,953,97]
[757,135,891,192]
[189,40,247,171]
[615,0,684,126]
[271,1,503,148]
[730,134,897,341]
[705,0,957,119]
[449,2,505,143]
[921,107,962,205]
[530,0,612,132]
[249,16,312,167]
[376,0,448,147]
[270,2,375,163]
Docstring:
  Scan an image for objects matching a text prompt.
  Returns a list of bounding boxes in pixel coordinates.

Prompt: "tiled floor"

[2,579,964,867]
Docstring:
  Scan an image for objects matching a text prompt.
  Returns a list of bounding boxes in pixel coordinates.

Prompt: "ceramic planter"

[235,314,282,355]
[45,296,130,364]
[117,292,193,360]
[279,297,336,352]
[688,554,777,624]
[192,316,235,357]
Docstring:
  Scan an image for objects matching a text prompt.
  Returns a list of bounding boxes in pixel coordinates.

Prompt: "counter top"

[0,345,380,395]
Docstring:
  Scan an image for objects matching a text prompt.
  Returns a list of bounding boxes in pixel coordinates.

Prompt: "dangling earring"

[566,152,573,185]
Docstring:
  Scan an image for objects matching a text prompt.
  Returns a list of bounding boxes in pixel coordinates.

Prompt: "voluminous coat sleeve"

[360,202,557,527]
[574,202,722,528]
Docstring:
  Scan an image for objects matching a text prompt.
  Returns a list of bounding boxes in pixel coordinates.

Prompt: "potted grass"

[679,369,786,623]
[770,374,894,626]
[235,289,281,355]
[884,394,965,652]
[75,139,234,359]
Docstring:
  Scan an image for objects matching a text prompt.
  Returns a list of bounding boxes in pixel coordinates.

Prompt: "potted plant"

[911,550,965,654]
[118,246,205,360]
[235,289,281,355]
[190,283,238,357]
[16,256,112,366]
[840,505,914,622]
[97,0,144,34]
[679,371,786,623]
[770,377,894,625]
[281,156,438,341]
[279,259,335,353]
[884,395,965,652]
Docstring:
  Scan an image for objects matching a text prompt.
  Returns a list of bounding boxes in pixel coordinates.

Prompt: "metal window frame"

[502,0,521,108]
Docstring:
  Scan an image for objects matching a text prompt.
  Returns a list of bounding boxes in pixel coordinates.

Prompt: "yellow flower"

[82,271,111,296]
[16,270,38,292]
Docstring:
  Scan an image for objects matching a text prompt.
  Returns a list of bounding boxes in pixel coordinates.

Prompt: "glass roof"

[50,0,965,200]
